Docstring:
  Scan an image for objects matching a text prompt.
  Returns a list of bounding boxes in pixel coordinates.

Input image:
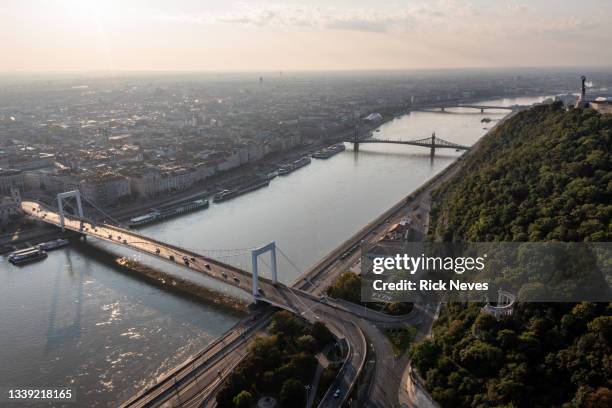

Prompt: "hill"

[410,104,611,407]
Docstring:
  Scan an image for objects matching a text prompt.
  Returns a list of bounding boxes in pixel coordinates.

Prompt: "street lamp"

[304,384,312,408]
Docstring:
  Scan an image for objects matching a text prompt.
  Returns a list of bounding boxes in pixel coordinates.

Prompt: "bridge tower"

[251,242,278,299]
[57,190,84,232]
[353,125,359,152]
[430,132,436,157]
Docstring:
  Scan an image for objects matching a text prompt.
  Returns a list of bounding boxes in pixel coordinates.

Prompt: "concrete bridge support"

[251,242,278,299]
[57,190,84,232]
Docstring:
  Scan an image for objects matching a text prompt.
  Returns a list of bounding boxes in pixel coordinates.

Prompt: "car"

[258,288,265,295]
[108,234,113,239]
[123,240,127,244]
[204,263,211,270]
[333,389,341,398]
[117,236,121,240]
[190,257,196,262]
[184,260,189,266]
[169,255,175,261]
[155,248,160,254]
[233,276,240,283]
[221,272,228,279]
[182,256,188,261]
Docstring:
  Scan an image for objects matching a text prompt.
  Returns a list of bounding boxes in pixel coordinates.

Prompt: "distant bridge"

[349,132,470,156]
[415,104,528,113]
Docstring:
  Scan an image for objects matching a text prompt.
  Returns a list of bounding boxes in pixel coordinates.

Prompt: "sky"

[2,0,612,72]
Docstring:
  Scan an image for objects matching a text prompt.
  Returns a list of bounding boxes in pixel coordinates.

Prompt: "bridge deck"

[21,201,265,294]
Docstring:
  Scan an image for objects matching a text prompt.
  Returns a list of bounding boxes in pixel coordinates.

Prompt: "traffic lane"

[23,202,255,294]
[122,320,257,407]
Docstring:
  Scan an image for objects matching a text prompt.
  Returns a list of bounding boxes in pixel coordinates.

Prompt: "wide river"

[0,96,547,406]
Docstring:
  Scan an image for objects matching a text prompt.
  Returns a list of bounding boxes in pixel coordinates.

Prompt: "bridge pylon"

[251,242,278,300]
[430,132,436,157]
[353,125,359,152]
[57,190,84,232]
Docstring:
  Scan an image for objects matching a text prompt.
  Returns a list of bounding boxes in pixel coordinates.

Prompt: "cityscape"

[1,1,611,408]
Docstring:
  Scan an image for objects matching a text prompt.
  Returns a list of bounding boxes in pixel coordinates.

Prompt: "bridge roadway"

[20,201,369,408]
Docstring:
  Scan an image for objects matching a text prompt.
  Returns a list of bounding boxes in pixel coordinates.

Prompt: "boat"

[312,143,346,159]
[293,156,311,169]
[214,179,270,203]
[37,239,70,251]
[128,199,209,228]
[8,247,48,265]
[278,156,312,175]
[277,166,291,175]
[129,210,161,227]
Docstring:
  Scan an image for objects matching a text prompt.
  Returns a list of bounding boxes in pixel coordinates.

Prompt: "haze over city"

[2,0,612,73]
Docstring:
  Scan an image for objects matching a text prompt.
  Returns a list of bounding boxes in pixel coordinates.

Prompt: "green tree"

[280,378,305,407]
[296,334,317,353]
[269,311,301,338]
[232,390,253,408]
[310,321,333,349]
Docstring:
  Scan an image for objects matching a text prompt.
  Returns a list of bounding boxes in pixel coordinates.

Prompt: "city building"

[0,169,25,194]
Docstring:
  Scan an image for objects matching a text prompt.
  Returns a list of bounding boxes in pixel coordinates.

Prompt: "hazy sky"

[2,0,612,72]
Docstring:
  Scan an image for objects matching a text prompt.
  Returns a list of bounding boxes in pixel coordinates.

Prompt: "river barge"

[214,178,270,203]
[128,199,209,228]
[278,156,312,175]
[312,143,346,159]
[8,247,48,265]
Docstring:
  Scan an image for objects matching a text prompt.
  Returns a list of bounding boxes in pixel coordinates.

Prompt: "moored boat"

[8,247,48,265]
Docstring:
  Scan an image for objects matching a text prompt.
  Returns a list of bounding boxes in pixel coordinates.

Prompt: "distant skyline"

[2,0,612,72]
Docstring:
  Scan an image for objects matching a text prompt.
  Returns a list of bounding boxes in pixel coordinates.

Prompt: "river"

[0,96,547,406]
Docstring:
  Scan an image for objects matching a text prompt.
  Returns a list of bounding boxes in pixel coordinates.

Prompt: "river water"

[0,96,547,406]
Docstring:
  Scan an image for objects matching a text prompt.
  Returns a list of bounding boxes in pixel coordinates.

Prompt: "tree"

[290,352,318,382]
[296,334,317,353]
[232,390,253,408]
[310,321,333,349]
[327,272,361,304]
[269,311,301,338]
[409,339,440,374]
[280,378,305,407]
[386,302,413,315]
